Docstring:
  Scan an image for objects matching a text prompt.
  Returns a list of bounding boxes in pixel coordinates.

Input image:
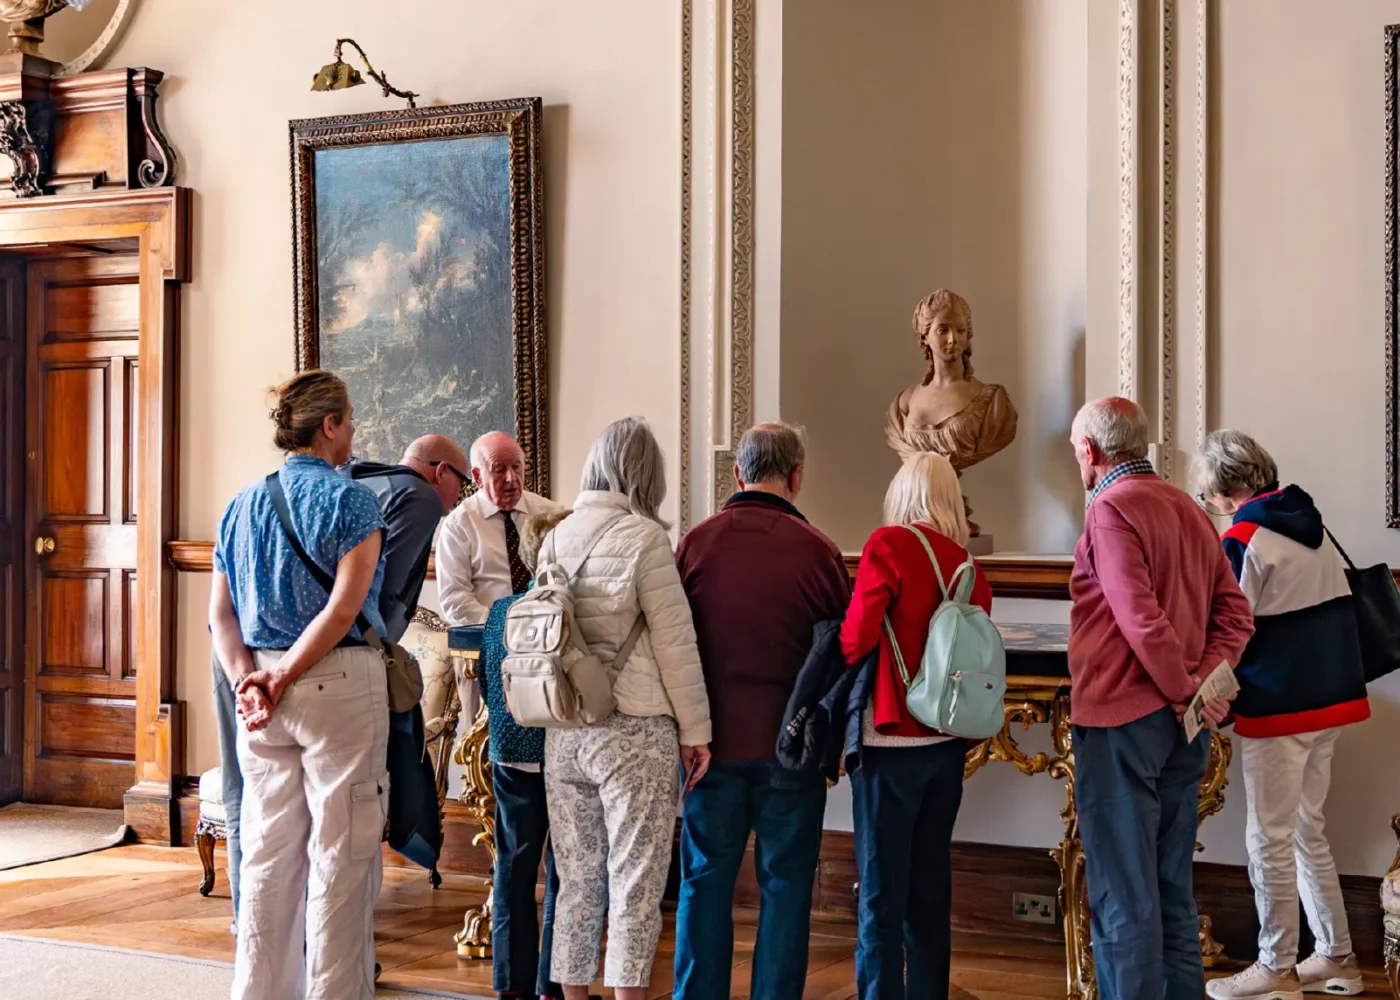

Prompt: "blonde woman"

[840,453,992,1000]
[545,417,712,999]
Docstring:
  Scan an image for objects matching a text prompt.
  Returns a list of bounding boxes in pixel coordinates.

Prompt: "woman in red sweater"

[841,453,993,1000]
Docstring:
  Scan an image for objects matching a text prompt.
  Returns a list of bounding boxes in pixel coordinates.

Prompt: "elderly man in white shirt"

[437,430,563,625]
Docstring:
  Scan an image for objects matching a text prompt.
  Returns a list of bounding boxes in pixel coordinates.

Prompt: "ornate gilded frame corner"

[288,98,549,497]
[1387,25,1400,527]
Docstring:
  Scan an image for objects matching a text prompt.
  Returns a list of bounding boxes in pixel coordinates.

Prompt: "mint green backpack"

[881,525,1007,739]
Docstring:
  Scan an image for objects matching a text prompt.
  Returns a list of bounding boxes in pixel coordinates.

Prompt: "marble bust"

[885,289,1018,534]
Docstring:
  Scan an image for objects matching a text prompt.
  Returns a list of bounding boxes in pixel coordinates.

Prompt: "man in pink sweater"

[1068,398,1254,1000]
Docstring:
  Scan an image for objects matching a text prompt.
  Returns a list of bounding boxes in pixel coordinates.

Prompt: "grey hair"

[1071,397,1150,463]
[580,417,670,527]
[735,422,806,485]
[1195,429,1278,499]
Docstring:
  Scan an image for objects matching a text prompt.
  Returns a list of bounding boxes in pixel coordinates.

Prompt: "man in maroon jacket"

[672,422,850,1000]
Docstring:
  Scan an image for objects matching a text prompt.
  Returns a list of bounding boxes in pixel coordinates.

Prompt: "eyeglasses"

[440,461,471,486]
[1193,492,1233,518]
[438,461,476,504]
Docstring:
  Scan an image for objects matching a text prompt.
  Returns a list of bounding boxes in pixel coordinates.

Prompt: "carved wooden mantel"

[0,61,175,198]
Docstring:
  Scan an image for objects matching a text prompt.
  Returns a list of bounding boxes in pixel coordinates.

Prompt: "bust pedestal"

[967,534,993,557]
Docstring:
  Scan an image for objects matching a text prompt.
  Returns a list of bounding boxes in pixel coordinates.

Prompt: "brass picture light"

[311,38,419,109]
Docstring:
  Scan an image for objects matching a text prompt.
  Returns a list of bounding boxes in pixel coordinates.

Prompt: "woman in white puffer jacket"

[543,416,713,1000]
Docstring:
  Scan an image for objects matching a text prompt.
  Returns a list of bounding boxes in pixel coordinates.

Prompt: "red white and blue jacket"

[1221,485,1369,738]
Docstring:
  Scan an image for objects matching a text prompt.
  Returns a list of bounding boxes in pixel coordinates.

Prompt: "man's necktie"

[503,510,530,595]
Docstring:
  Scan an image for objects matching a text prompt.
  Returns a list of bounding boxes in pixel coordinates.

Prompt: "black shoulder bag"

[1325,525,1400,683]
[264,472,424,711]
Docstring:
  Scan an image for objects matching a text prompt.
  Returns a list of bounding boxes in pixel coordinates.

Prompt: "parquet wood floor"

[0,846,1390,999]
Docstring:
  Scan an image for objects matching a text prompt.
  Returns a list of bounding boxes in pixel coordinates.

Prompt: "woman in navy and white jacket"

[1197,430,1368,1000]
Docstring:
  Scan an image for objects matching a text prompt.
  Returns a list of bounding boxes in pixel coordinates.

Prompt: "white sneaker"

[1206,962,1303,1000]
[1296,953,1364,996]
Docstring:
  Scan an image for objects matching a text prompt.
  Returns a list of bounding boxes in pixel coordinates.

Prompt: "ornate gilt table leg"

[1047,693,1096,1000]
[1196,731,1233,967]
[1387,814,1400,1000]
[449,649,496,960]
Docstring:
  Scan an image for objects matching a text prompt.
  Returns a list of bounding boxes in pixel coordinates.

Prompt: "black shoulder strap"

[264,471,377,639]
[1322,524,1358,573]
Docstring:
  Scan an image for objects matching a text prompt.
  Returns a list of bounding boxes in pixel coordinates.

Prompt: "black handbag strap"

[265,471,378,642]
[1322,524,1359,573]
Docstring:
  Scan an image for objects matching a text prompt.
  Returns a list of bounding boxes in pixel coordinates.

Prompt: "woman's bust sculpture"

[885,289,1018,534]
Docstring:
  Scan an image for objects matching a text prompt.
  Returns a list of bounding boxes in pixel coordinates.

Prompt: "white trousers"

[1241,727,1352,969]
[232,647,390,1000]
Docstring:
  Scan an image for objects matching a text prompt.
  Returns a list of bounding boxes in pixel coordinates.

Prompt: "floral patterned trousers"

[544,712,680,988]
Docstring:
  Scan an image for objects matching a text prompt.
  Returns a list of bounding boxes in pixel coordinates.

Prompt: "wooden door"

[0,259,21,806]
[23,255,140,808]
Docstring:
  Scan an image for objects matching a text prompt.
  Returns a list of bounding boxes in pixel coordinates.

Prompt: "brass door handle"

[34,536,54,555]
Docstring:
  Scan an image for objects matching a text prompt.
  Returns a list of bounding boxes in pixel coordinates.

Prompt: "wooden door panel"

[42,363,110,521]
[24,255,140,808]
[0,258,21,804]
[120,570,136,680]
[40,572,108,675]
[123,360,138,523]
[38,695,135,760]
[46,281,139,340]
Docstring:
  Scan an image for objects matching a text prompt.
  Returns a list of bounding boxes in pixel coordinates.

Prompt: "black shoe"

[374,963,381,983]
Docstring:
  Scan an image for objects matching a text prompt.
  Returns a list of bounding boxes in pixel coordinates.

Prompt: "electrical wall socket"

[1012,892,1056,924]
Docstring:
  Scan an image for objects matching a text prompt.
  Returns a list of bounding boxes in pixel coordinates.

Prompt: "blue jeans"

[212,654,243,921]
[674,761,827,1000]
[850,740,966,1000]
[1074,706,1210,1000]
[491,764,562,997]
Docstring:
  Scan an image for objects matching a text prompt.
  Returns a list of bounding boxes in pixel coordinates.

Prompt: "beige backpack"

[500,517,644,727]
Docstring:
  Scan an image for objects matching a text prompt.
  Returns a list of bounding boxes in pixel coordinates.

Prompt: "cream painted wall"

[1202,0,1400,876]
[779,0,1088,556]
[1077,0,1400,877]
[106,0,683,776]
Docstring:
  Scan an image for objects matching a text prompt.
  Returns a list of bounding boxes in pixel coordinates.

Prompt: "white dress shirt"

[436,489,562,625]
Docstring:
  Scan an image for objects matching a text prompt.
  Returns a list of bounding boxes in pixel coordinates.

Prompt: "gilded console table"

[986,624,1231,1000]
[443,621,1232,997]
[446,625,495,960]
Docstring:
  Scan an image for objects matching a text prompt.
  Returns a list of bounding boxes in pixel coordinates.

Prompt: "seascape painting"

[290,99,548,492]
[313,135,513,462]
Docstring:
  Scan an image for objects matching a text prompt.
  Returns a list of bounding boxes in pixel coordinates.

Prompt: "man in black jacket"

[212,433,468,934]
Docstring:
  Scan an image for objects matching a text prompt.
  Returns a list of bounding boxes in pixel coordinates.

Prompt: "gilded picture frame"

[289,97,548,496]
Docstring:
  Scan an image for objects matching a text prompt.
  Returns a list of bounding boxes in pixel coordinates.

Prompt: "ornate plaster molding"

[1193,0,1210,451]
[679,0,756,529]
[712,0,756,513]
[679,0,693,529]
[1118,0,1139,401]
[1159,0,1176,481]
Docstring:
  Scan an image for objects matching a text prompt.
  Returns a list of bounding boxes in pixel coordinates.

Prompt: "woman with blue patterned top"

[481,508,573,1000]
[209,370,390,1000]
